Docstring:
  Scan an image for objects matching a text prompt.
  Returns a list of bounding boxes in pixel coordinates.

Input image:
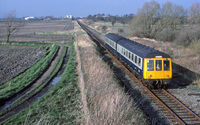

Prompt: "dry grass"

[192,78,200,88]
[77,31,147,124]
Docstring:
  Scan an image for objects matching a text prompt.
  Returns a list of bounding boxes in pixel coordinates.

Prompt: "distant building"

[25,16,35,20]
[64,15,73,19]
[45,16,54,20]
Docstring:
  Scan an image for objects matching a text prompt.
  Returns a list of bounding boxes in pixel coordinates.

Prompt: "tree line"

[129,1,200,46]
[87,14,134,26]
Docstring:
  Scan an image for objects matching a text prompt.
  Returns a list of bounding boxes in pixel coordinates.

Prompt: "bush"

[175,26,200,46]
[156,27,177,42]
[101,26,108,33]
[86,20,94,25]
[118,28,124,34]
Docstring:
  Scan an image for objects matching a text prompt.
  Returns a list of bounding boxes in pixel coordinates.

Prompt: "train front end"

[143,56,172,89]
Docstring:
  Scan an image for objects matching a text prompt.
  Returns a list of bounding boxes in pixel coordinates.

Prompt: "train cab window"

[164,60,170,71]
[138,58,141,66]
[135,56,137,64]
[147,60,154,71]
[156,60,162,71]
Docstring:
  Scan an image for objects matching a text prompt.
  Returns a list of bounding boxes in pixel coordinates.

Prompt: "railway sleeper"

[165,102,178,105]
[174,110,189,113]
[172,107,187,110]
[167,104,182,107]
[182,118,200,121]
[160,99,175,102]
[185,121,200,125]
[175,112,193,117]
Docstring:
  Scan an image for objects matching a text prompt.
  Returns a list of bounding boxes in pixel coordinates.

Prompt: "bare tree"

[3,11,23,43]
[130,0,160,38]
[189,3,200,24]
[161,2,186,30]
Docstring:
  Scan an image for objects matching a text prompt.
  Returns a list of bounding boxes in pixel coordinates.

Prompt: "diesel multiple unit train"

[78,21,172,89]
[105,33,172,89]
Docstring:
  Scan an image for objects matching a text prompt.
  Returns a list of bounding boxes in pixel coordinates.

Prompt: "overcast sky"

[0,0,199,18]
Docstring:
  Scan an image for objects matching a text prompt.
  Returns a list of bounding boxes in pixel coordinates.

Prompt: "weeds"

[192,77,200,88]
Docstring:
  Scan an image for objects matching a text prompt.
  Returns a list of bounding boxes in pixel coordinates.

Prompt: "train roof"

[105,33,170,58]
[105,33,123,42]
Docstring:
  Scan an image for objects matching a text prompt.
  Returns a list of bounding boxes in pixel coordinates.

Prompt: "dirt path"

[33,46,63,87]
[75,35,90,125]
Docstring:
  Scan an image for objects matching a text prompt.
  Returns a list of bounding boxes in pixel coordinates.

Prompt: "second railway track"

[78,20,200,124]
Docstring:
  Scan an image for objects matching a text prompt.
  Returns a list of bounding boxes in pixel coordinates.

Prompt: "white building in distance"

[25,16,35,20]
[64,15,73,19]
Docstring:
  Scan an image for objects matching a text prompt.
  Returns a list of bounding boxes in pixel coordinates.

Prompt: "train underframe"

[143,79,171,89]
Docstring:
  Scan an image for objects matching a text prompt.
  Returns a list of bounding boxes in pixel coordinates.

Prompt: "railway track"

[78,21,200,124]
[150,89,200,125]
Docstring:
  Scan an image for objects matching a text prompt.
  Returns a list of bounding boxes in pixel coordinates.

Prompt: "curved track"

[78,21,200,125]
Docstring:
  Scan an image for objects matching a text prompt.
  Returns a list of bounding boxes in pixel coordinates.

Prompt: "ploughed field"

[0,46,43,85]
[0,21,80,124]
[0,21,74,42]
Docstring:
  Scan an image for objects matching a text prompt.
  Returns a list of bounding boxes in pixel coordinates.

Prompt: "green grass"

[2,38,82,125]
[37,32,73,36]
[0,40,51,47]
[0,45,59,100]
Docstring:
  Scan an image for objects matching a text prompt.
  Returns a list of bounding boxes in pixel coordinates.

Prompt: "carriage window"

[135,56,137,64]
[156,60,162,71]
[164,60,170,71]
[123,49,125,55]
[126,51,128,57]
[138,58,141,66]
[132,54,134,62]
[147,60,154,71]
[129,52,131,59]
